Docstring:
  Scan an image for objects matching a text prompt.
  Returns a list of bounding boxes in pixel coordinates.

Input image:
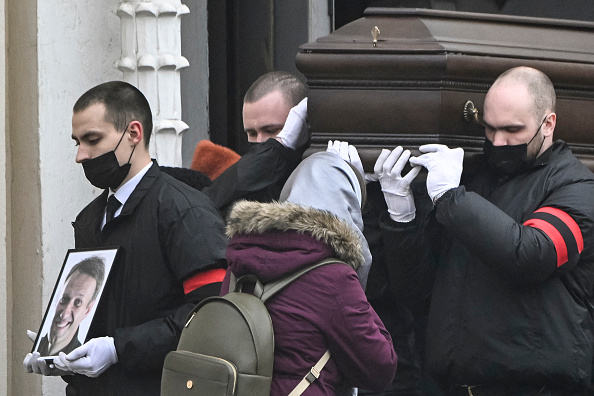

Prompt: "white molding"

[117,0,189,166]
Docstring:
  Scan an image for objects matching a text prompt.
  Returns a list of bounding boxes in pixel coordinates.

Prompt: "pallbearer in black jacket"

[379,66,594,395]
[201,71,308,218]
[23,81,228,396]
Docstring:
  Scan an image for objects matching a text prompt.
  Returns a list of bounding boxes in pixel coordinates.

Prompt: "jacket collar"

[118,159,160,218]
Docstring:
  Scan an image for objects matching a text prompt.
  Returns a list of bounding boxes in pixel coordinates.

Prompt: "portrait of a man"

[36,255,106,357]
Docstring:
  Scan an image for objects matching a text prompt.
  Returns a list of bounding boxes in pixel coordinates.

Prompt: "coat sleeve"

[435,183,593,284]
[320,266,398,391]
[114,201,228,372]
[202,138,302,214]
[379,210,438,308]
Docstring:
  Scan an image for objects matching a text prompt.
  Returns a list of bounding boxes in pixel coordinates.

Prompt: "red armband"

[183,268,227,294]
[524,207,583,267]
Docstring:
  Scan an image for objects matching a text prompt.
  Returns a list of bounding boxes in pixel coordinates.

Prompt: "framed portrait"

[32,247,119,359]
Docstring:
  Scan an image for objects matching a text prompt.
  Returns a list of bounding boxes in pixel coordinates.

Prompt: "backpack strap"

[288,349,332,396]
[230,273,264,297]
[260,257,347,303]
[228,271,237,293]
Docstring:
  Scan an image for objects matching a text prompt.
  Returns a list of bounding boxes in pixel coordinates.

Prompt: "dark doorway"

[207,0,308,155]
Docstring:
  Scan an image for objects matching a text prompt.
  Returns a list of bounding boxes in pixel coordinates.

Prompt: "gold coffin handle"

[463,100,480,124]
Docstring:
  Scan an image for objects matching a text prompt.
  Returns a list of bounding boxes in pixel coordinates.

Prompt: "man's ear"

[84,300,96,317]
[127,120,144,146]
[542,112,556,137]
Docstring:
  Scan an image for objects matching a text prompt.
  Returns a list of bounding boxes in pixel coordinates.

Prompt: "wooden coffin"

[296,8,594,171]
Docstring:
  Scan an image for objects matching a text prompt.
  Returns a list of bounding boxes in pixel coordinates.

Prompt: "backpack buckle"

[304,366,320,384]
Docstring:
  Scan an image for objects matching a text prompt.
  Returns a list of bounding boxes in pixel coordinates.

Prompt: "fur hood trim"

[226,200,364,269]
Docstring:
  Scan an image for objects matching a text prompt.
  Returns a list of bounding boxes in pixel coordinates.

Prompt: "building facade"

[3,1,330,395]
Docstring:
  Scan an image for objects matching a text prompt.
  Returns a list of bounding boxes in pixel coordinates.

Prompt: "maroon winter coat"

[221,200,397,395]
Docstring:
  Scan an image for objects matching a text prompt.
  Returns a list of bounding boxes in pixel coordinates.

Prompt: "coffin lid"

[299,8,594,86]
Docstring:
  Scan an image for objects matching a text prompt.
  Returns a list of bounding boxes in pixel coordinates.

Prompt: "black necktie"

[105,195,121,223]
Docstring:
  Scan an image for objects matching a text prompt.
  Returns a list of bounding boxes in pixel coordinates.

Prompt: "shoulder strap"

[260,257,347,303]
[228,271,239,293]
[288,349,332,396]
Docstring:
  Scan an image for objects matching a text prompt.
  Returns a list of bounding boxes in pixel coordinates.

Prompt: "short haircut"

[73,81,153,149]
[244,71,307,108]
[494,66,556,121]
[65,256,106,304]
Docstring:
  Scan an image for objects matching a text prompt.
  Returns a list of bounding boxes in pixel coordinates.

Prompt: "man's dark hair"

[244,71,307,108]
[65,256,106,304]
[73,81,153,149]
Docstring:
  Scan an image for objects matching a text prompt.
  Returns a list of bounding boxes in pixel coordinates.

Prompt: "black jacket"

[359,181,434,396]
[202,138,303,217]
[66,162,228,396]
[382,141,594,391]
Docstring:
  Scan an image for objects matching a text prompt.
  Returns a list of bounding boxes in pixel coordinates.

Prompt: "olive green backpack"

[161,258,344,396]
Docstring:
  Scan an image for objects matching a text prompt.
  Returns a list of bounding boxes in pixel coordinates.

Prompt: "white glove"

[23,352,73,376]
[375,147,422,222]
[275,97,308,150]
[23,329,73,375]
[409,144,463,204]
[27,329,37,343]
[60,336,118,378]
[326,140,366,178]
[326,140,379,182]
[326,140,349,160]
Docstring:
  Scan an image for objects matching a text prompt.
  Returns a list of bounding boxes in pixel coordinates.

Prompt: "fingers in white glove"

[347,145,365,179]
[276,97,308,150]
[409,145,464,203]
[25,353,52,375]
[52,353,70,372]
[23,352,72,376]
[409,144,464,168]
[403,164,422,185]
[23,353,36,374]
[327,140,340,158]
[379,147,404,176]
[338,141,349,159]
[293,96,308,115]
[62,336,118,378]
[27,330,37,343]
[373,148,399,175]
[417,143,450,153]
[376,147,422,222]
[388,148,412,180]
[327,140,366,180]
[326,140,349,160]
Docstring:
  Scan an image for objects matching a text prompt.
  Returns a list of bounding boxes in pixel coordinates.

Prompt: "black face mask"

[483,116,546,176]
[82,126,136,190]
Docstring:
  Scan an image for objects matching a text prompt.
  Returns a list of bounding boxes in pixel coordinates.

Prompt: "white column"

[309,0,332,41]
[116,0,190,167]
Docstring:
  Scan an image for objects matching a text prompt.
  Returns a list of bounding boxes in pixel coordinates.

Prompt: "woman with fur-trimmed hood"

[221,151,398,395]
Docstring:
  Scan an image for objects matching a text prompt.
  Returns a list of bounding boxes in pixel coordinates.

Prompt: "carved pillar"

[116,0,190,166]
